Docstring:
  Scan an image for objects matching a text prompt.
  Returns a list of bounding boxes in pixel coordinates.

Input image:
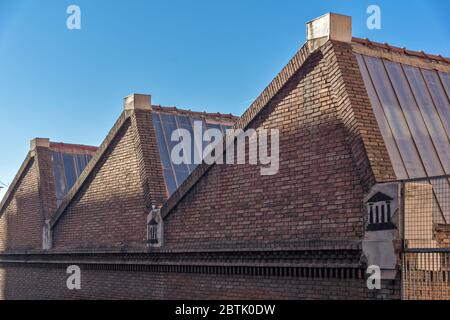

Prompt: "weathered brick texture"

[0,142,57,251]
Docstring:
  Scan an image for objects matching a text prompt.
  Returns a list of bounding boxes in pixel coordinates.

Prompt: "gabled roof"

[368,192,393,203]
[49,105,237,228]
[160,35,450,219]
[0,141,98,215]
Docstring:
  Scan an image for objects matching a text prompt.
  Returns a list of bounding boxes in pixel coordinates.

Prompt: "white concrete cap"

[306,13,352,50]
[30,138,50,151]
[124,94,152,111]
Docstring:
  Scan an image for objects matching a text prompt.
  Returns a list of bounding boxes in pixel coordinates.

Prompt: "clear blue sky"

[1,0,449,199]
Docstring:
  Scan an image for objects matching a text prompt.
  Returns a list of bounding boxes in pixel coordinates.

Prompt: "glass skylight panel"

[206,123,223,134]
[51,151,93,206]
[221,124,232,134]
[75,154,90,176]
[52,152,67,203]
[160,114,191,186]
[152,113,178,195]
[62,153,77,188]
[152,111,232,197]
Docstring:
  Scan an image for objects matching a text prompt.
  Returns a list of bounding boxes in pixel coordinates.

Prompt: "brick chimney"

[306,13,352,51]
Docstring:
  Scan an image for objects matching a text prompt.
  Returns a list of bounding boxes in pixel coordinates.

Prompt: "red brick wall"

[0,157,43,251]
[130,110,167,209]
[36,146,58,221]
[0,263,400,300]
[163,45,368,248]
[52,117,151,250]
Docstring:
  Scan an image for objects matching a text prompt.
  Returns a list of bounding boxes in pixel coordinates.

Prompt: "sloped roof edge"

[352,37,450,72]
[0,151,34,216]
[49,110,132,229]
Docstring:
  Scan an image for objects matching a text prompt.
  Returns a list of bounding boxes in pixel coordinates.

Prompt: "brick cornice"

[0,238,363,255]
[0,240,363,268]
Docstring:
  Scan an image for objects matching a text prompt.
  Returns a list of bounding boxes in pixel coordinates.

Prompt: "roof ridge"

[49,142,98,153]
[352,37,450,64]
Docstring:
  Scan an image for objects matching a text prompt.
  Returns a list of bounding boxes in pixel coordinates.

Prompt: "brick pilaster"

[30,138,57,221]
[323,41,396,192]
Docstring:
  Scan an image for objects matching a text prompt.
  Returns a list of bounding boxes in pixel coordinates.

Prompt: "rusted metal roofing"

[49,142,98,206]
[152,107,236,196]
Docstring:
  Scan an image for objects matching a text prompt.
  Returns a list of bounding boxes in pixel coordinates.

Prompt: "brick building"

[0,13,449,300]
